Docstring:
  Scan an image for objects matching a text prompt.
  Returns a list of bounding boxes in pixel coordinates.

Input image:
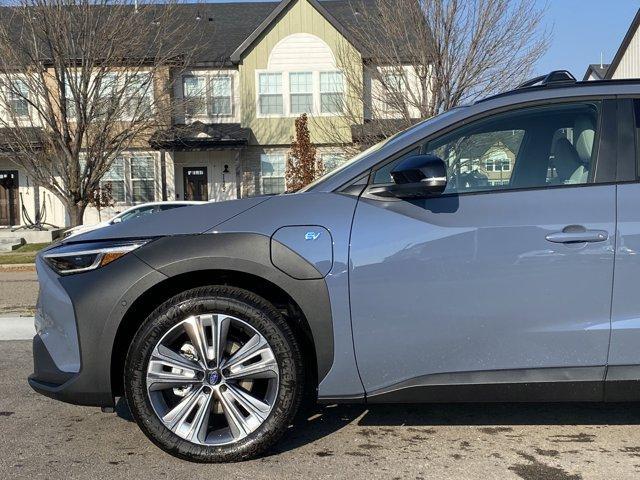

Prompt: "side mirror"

[111,217,122,224]
[386,154,448,199]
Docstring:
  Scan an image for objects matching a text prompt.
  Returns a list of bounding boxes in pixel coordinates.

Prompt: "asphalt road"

[3,342,640,479]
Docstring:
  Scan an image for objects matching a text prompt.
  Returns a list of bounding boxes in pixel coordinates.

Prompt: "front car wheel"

[124,286,304,462]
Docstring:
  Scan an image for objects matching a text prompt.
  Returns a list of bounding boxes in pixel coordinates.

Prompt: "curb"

[0,263,36,272]
[0,316,35,340]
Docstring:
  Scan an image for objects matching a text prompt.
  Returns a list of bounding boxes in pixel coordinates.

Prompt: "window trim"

[256,69,346,118]
[289,71,314,115]
[319,71,345,115]
[6,79,30,118]
[362,97,616,198]
[183,75,209,118]
[210,75,233,117]
[260,152,287,194]
[97,152,159,206]
[257,72,285,117]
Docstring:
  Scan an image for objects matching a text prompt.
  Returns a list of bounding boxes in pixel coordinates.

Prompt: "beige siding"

[267,33,336,70]
[612,26,640,79]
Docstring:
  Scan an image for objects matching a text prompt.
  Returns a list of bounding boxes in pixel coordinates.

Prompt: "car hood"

[66,196,272,243]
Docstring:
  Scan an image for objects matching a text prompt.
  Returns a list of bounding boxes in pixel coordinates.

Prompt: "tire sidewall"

[124,286,303,462]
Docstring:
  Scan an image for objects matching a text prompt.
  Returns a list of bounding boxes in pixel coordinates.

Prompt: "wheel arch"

[110,267,326,399]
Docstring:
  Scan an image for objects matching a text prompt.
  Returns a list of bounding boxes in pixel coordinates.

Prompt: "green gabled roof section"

[229,0,367,63]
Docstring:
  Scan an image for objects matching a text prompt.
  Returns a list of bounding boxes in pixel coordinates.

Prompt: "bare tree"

[0,0,201,226]
[319,0,549,150]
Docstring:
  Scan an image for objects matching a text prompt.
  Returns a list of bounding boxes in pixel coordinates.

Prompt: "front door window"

[183,167,208,201]
[374,102,600,193]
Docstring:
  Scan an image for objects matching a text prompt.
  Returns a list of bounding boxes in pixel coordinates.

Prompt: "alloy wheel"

[145,313,280,446]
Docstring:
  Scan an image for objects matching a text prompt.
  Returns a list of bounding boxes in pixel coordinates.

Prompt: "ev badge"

[304,231,321,241]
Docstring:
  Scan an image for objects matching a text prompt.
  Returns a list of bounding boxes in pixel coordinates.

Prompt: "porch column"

[234,149,242,199]
[160,150,167,201]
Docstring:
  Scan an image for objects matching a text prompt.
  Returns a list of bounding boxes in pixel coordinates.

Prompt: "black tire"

[124,285,304,462]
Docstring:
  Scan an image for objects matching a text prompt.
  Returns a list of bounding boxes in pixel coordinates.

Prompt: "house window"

[321,153,346,173]
[100,158,126,203]
[8,79,29,117]
[96,73,118,118]
[131,156,156,203]
[290,72,313,114]
[261,153,286,194]
[211,76,232,116]
[125,73,152,118]
[183,76,207,117]
[320,72,344,114]
[64,76,77,119]
[383,72,406,112]
[258,73,283,115]
[485,159,511,172]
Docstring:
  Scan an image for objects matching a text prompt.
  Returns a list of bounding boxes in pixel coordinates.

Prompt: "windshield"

[300,108,465,192]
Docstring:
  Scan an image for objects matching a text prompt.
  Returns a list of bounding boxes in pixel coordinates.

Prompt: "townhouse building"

[0,0,416,229]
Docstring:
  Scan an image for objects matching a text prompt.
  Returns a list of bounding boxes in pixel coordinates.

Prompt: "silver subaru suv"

[30,71,640,462]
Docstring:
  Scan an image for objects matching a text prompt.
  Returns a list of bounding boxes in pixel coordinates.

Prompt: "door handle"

[545,226,608,244]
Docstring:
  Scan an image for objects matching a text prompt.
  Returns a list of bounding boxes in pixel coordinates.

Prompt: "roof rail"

[517,70,577,89]
[476,70,578,104]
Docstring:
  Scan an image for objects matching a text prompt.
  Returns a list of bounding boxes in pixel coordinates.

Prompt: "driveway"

[0,269,38,316]
[2,341,640,479]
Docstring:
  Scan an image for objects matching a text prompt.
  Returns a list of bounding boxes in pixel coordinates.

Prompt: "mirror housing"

[386,154,448,199]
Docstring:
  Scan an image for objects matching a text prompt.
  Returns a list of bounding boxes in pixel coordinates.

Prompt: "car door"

[609,98,640,397]
[349,100,617,401]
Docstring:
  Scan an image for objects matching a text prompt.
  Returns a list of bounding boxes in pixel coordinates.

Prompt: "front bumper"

[28,251,167,407]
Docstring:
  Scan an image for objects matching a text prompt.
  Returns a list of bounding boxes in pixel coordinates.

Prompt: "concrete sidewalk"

[0,316,35,340]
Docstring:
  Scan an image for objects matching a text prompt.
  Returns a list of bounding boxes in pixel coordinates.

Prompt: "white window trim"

[289,71,314,116]
[260,151,287,194]
[255,69,345,119]
[210,74,234,117]
[97,151,160,206]
[256,71,285,118]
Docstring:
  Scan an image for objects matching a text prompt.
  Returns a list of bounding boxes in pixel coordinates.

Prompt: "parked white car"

[63,201,204,239]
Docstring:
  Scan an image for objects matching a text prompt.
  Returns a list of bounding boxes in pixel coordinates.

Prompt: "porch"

[152,122,251,203]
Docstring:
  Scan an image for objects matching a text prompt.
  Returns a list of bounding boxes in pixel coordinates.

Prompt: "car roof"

[310,78,640,193]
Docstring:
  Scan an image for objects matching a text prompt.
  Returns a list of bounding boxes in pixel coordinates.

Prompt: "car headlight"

[43,240,151,275]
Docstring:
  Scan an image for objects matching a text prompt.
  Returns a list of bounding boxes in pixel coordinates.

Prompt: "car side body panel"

[215,192,365,400]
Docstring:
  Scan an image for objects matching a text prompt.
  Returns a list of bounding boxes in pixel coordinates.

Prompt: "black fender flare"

[134,233,334,381]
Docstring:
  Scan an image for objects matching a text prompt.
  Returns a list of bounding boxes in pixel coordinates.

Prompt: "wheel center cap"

[206,370,221,385]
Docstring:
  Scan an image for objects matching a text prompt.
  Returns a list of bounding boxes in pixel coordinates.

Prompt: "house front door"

[183,167,208,201]
[0,170,19,226]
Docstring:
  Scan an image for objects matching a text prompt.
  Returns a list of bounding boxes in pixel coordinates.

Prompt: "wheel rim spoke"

[216,385,265,438]
[162,387,214,443]
[162,386,203,429]
[183,315,213,368]
[183,390,215,443]
[223,334,278,379]
[147,345,202,391]
[213,315,231,367]
[224,348,278,380]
